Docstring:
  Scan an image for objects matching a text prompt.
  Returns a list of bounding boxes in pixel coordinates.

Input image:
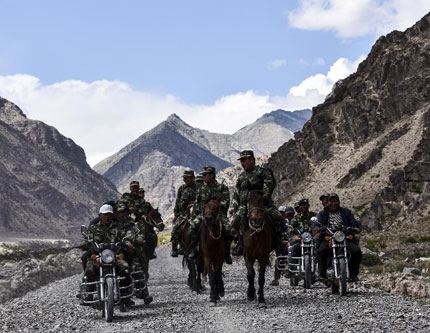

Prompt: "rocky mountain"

[267,13,430,237]
[0,97,119,241]
[94,110,310,215]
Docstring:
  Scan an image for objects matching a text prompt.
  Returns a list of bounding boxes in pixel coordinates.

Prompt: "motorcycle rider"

[314,193,362,282]
[319,193,329,209]
[81,204,134,307]
[171,170,196,257]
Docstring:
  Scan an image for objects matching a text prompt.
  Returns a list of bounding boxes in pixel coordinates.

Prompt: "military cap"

[138,187,145,193]
[201,166,215,174]
[117,204,128,212]
[130,180,140,187]
[285,206,295,213]
[183,170,195,178]
[328,192,339,200]
[319,193,330,201]
[195,173,204,181]
[299,198,309,205]
[294,201,300,211]
[238,150,255,160]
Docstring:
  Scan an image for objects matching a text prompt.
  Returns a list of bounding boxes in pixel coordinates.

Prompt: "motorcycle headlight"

[334,231,345,242]
[101,249,115,264]
[302,232,312,243]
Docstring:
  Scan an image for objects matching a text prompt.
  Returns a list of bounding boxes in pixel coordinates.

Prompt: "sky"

[0,0,429,166]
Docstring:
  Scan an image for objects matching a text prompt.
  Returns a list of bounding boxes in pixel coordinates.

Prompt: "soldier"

[138,188,145,199]
[116,204,153,304]
[118,180,144,221]
[82,204,134,307]
[293,198,317,228]
[319,193,329,209]
[230,150,284,255]
[171,170,197,257]
[188,166,233,264]
[195,173,204,189]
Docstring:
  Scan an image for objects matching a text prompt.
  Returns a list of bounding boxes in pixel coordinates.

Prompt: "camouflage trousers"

[85,255,129,279]
[170,215,188,245]
[230,205,284,237]
[188,215,232,242]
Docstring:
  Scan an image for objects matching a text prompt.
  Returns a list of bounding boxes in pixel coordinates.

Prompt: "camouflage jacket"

[116,217,146,243]
[191,181,230,219]
[290,211,317,231]
[118,192,144,218]
[174,184,197,218]
[85,221,122,245]
[230,165,276,214]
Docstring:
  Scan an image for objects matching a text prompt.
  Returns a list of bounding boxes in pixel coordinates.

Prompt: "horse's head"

[247,190,265,228]
[203,200,221,225]
[145,209,165,231]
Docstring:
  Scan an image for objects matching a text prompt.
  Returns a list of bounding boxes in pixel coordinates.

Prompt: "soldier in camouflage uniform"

[230,150,284,255]
[171,170,197,257]
[82,204,134,306]
[287,198,318,276]
[195,173,204,189]
[188,166,233,264]
[138,187,145,199]
[116,204,154,304]
[118,180,145,221]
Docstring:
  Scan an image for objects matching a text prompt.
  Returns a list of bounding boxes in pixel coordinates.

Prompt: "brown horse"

[243,190,273,308]
[200,200,226,306]
[181,203,204,293]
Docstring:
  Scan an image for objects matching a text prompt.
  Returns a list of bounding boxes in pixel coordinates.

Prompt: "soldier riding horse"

[141,209,164,281]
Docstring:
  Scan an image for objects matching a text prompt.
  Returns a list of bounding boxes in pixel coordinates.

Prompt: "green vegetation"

[157,232,171,247]
[362,253,383,266]
[353,203,369,218]
[0,243,69,263]
[402,234,430,244]
[365,237,387,252]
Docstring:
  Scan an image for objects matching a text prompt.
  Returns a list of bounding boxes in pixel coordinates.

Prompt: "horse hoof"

[209,301,216,307]
[258,302,267,309]
[219,290,225,297]
[247,295,255,302]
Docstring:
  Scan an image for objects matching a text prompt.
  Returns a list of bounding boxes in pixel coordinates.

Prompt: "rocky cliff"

[0,97,119,241]
[268,13,430,236]
[95,110,310,215]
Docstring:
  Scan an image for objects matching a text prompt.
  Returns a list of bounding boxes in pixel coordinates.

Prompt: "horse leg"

[246,262,256,301]
[257,264,267,308]
[207,263,217,306]
[217,269,224,298]
[187,258,194,289]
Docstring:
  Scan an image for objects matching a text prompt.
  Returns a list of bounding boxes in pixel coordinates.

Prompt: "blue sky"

[0,0,429,165]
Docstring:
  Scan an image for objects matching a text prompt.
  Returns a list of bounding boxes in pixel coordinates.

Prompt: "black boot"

[171,242,179,257]
[232,235,243,256]
[225,240,233,264]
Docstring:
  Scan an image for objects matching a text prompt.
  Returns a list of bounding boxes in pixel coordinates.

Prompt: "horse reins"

[248,206,266,237]
[205,215,222,240]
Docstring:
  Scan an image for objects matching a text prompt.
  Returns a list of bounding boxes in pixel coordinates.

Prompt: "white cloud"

[272,55,366,109]
[267,59,287,70]
[288,0,430,38]
[0,56,364,166]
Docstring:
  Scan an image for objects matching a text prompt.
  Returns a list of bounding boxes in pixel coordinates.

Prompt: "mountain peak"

[0,97,27,124]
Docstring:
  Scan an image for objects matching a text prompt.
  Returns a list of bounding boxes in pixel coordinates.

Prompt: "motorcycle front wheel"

[303,255,311,289]
[104,277,115,322]
[339,258,347,296]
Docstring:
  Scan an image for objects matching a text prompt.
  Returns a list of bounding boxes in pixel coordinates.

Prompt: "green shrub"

[362,253,383,266]
[365,237,387,252]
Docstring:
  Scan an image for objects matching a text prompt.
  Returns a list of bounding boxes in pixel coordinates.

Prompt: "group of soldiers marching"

[171,149,362,284]
[79,149,363,309]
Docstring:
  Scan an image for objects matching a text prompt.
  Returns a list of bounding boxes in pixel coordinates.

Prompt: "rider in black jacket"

[315,193,362,282]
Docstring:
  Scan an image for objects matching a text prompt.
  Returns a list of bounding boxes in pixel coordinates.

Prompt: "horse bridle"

[145,210,164,230]
[248,206,266,236]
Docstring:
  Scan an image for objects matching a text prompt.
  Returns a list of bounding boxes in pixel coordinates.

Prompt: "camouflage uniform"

[289,211,318,231]
[188,166,233,263]
[118,192,145,221]
[230,150,284,254]
[83,220,129,278]
[171,179,197,252]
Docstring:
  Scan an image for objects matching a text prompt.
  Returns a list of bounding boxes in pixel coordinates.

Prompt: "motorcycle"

[79,226,134,322]
[322,226,354,296]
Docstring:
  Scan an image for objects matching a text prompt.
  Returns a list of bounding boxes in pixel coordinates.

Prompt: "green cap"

[183,170,195,178]
[195,173,204,181]
[238,150,254,160]
[130,180,140,187]
[201,166,215,174]
[138,187,145,193]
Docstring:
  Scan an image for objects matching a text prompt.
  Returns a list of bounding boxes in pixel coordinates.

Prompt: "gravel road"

[1,248,429,332]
